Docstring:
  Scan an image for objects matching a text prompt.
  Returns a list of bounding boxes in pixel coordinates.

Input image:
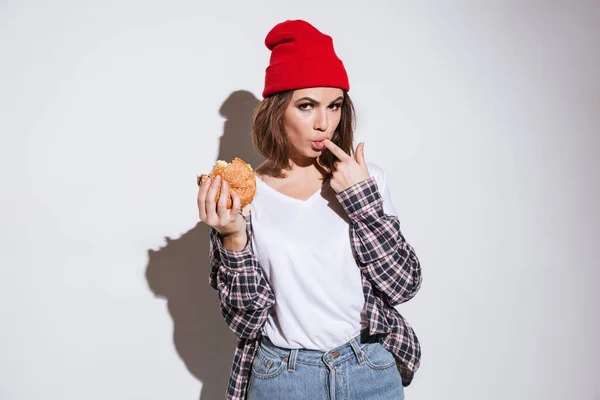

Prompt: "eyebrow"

[294,96,344,106]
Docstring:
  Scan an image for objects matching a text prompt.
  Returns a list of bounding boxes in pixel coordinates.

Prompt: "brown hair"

[251,90,356,179]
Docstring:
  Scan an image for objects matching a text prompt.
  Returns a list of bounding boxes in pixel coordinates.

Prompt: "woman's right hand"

[198,175,247,241]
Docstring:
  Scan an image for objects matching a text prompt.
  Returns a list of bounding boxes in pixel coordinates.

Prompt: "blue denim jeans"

[247,333,405,400]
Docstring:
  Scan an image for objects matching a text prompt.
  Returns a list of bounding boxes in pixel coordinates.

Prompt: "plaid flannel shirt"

[209,176,422,400]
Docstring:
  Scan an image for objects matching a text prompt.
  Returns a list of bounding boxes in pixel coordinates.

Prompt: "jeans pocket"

[362,343,396,370]
[251,346,287,379]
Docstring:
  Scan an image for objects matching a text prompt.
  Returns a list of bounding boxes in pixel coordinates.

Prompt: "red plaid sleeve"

[208,216,275,339]
[336,176,422,306]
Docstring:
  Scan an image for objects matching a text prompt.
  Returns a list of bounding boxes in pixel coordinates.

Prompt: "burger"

[197,157,256,209]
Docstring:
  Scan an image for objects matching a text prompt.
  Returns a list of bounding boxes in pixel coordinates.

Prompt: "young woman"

[198,20,422,400]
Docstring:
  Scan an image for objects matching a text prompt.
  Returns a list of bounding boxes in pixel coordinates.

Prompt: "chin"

[290,145,320,163]
[308,144,325,153]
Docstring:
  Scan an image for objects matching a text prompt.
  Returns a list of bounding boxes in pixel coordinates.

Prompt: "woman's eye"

[329,103,342,111]
[298,103,313,111]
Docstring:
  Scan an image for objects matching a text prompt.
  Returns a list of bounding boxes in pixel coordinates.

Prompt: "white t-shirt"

[249,163,397,351]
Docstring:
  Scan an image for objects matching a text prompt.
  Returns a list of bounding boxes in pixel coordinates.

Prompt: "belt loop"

[349,338,365,365]
[288,348,298,372]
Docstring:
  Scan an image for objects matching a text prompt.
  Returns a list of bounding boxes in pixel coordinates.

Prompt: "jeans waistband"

[259,331,380,369]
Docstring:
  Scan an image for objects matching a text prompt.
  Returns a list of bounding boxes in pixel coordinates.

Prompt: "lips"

[311,136,328,150]
[312,140,325,150]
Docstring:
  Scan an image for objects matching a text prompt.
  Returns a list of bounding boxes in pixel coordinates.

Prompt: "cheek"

[332,112,343,128]
[284,114,313,140]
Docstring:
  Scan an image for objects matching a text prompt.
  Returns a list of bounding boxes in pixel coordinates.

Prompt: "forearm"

[337,177,422,305]
[208,226,275,339]
[217,269,274,338]
[360,239,422,305]
[221,231,248,252]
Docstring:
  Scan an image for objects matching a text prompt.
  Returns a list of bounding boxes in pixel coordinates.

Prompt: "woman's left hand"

[323,139,370,193]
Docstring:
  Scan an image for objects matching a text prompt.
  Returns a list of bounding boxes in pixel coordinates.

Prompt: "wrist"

[221,231,248,251]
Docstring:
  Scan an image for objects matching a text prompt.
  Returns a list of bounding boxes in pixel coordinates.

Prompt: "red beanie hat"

[262,20,350,98]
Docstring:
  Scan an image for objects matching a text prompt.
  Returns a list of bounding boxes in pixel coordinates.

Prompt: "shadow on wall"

[145,90,263,400]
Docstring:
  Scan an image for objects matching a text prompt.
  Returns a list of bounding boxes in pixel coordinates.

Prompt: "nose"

[313,108,329,132]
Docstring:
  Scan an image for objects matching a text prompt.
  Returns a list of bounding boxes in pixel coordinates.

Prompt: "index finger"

[231,189,241,214]
[323,139,351,161]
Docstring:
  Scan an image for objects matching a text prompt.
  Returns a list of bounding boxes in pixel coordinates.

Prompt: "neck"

[287,154,327,180]
[257,152,327,180]
[289,154,316,169]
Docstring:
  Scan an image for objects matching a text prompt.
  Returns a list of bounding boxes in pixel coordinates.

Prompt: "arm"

[336,176,422,307]
[208,214,275,339]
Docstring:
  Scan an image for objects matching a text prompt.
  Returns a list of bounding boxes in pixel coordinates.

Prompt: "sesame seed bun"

[197,158,256,209]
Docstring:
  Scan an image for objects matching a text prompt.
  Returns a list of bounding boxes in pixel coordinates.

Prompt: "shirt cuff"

[335,176,384,220]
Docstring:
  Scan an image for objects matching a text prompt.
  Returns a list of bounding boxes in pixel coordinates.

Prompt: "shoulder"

[254,160,271,178]
[366,162,389,189]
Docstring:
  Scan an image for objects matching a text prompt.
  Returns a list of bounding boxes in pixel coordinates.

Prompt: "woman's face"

[283,87,344,161]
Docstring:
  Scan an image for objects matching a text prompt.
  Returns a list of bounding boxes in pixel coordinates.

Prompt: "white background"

[1,1,599,399]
